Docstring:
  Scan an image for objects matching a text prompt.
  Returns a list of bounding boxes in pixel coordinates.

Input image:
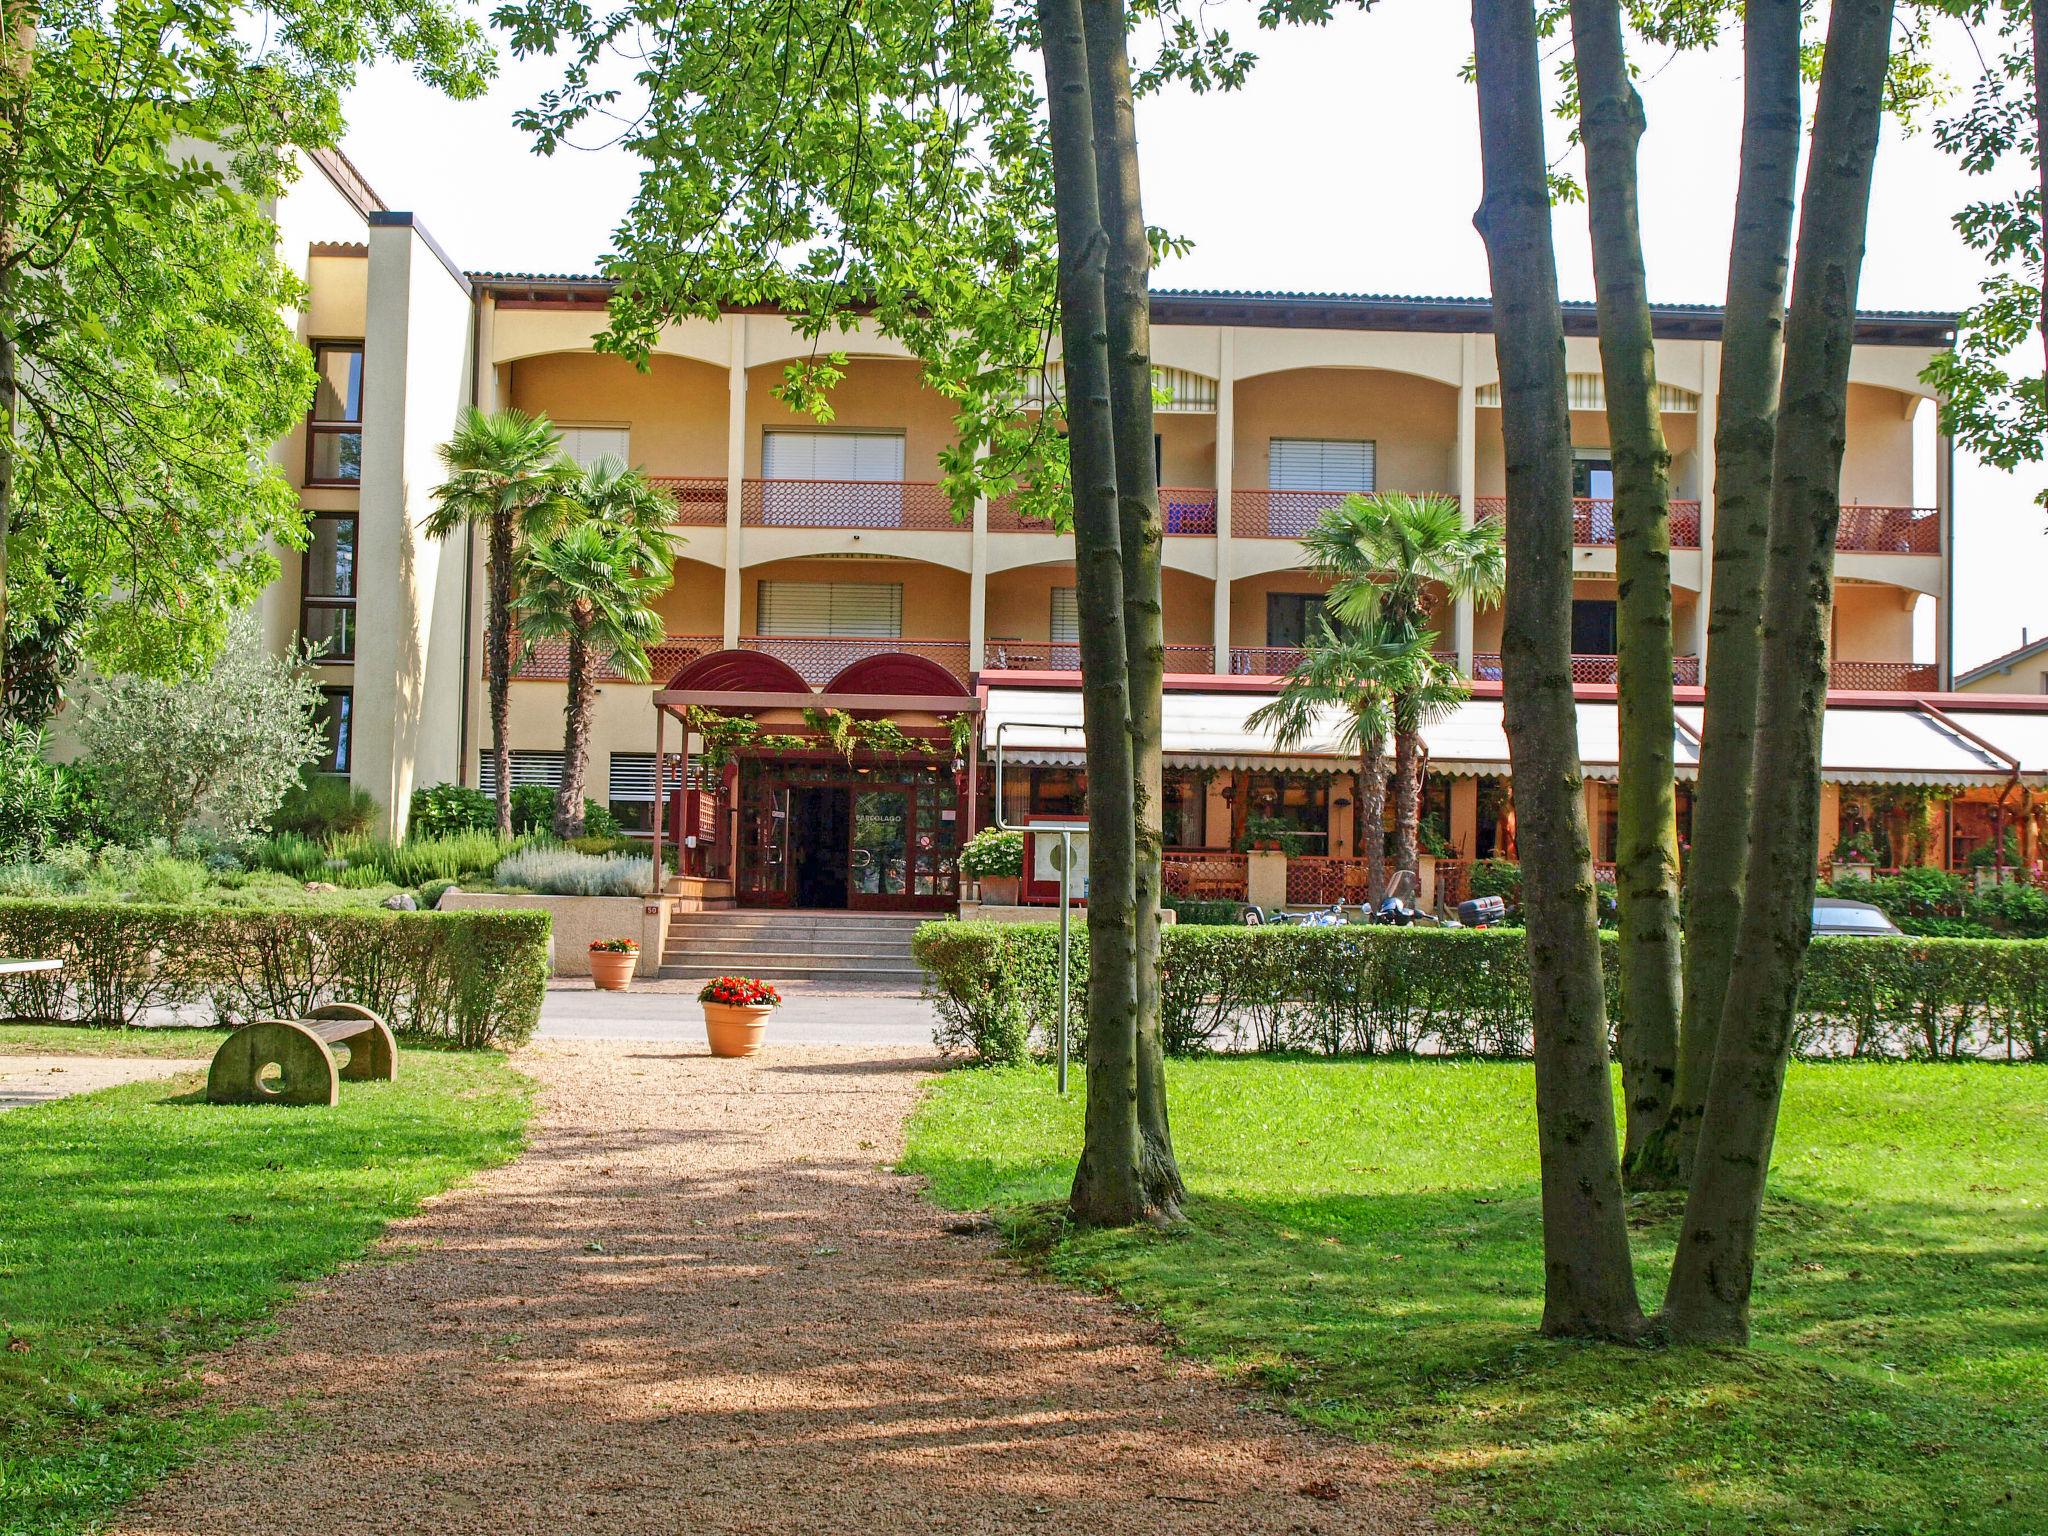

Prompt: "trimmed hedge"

[0,900,550,1048]
[914,920,2048,1067]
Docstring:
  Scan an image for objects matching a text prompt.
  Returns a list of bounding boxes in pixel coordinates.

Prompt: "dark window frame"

[313,686,353,776]
[300,510,359,663]
[305,340,365,487]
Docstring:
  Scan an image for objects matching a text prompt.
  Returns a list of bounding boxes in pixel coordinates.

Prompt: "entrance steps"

[659,910,935,987]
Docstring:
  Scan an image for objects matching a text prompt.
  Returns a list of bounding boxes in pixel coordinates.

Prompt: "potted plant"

[588,937,640,991]
[959,827,1025,907]
[699,975,781,1057]
[1831,831,1878,881]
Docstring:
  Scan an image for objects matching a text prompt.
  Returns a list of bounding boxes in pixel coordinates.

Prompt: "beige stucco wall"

[736,555,969,638]
[1158,413,1216,488]
[744,357,955,479]
[985,563,1212,648]
[1234,369,1458,493]
[1831,581,1919,661]
[1840,384,1918,507]
[1955,660,2048,695]
[509,351,728,477]
[651,558,727,637]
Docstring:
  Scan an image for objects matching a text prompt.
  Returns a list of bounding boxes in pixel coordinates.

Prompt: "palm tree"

[516,495,677,838]
[424,409,576,837]
[1247,616,1434,904]
[1302,493,1506,877]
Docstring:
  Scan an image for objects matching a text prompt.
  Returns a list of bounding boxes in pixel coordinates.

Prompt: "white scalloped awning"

[985,687,2029,789]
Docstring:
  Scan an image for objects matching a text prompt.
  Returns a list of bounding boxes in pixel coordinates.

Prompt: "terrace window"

[313,687,352,775]
[306,342,364,485]
[761,430,905,525]
[558,426,632,470]
[756,580,903,638]
[1266,592,1329,650]
[300,512,357,662]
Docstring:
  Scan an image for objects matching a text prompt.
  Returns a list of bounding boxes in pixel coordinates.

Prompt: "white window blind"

[761,431,905,480]
[1050,587,1079,644]
[557,427,632,470]
[1268,438,1376,493]
[476,750,564,795]
[607,753,708,801]
[756,581,903,638]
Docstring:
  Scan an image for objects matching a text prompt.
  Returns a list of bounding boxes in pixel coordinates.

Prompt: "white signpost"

[991,720,1087,1096]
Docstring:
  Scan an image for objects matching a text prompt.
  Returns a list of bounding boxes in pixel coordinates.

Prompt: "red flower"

[697,975,782,1007]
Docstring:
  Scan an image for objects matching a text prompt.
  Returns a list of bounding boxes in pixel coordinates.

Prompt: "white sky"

[336,4,2048,674]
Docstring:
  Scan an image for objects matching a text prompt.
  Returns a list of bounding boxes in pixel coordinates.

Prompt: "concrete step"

[664,948,918,969]
[664,941,915,959]
[657,964,927,985]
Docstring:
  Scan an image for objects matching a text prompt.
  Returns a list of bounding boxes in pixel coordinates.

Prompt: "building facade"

[258,152,2048,912]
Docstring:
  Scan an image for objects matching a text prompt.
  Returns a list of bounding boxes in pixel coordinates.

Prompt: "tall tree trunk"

[0,0,37,703]
[1357,716,1387,903]
[1471,0,1643,1341]
[1040,0,1145,1228]
[1662,0,1895,1346]
[2035,0,2046,381]
[1570,0,1681,1177]
[1639,0,1801,1189]
[1084,0,1183,1220]
[556,626,594,840]
[487,517,516,839]
[1391,707,1421,886]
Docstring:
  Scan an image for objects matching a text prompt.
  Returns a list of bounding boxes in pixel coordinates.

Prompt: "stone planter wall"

[437,891,672,977]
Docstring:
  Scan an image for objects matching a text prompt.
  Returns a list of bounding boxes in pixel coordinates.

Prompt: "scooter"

[1373,869,1460,928]
[1240,900,1358,927]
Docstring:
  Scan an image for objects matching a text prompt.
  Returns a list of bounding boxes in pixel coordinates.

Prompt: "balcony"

[651,476,727,527]
[1472,653,1703,685]
[1835,505,1939,554]
[740,478,967,532]
[1230,647,1464,677]
[738,635,973,684]
[1231,488,1380,539]
[1830,659,1938,691]
[517,634,720,683]
[987,486,1218,534]
[1470,497,1703,548]
[984,642,1216,673]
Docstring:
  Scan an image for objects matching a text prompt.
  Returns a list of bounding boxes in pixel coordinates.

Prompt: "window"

[756,581,903,638]
[1162,769,1206,849]
[1050,587,1079,644]
[300,512,357,662]
[761,430,906,525]
[313,688,352,775]
[1571,599,1618,656]
[606,751,705,835]
[1571,450,1615,500]
[557,426,632,469]
[306,342,364,484]
[476,750,565,796]
[1244,772,1328,851]
[1266,592,1329,649]
[1268,438,1375,493]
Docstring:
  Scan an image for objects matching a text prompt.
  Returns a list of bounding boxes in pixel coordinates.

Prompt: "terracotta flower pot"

[978,875,1021,907]
[703,1001,775,1058]
[589,949,638,992]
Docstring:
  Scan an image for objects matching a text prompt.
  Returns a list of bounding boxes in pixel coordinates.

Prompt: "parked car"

[1812,896,1904,937]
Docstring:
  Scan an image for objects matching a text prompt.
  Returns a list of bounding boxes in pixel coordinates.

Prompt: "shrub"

[1820,867,1974,935]
[0,725,72,861]
[270,770,379,839]
[247,832,336,882]
[331,830,521,888]
[418,878,458,911]
[75,614,327,843]
[958,828,1024,879]
[914,921,2048,1064]
[131,856,208,905]
[1966,878,2048,938]
[1162,896,1246,927]
[1468,858,1523,904]
[493,845,650,896]
[409,782,496,838]
[0,900,549,1047]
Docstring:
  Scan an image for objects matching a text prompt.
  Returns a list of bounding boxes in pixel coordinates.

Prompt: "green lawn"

[0,1023,230,1058]
[905,1059,2048,1535]
[0,1048,532,1534]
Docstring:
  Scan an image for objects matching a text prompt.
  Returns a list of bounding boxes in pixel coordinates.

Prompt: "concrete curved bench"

[206,1003,398,1107]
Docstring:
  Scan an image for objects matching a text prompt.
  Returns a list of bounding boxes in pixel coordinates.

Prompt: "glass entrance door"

[851,789,910,905]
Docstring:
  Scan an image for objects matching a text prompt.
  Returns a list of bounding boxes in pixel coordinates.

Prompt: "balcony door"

[762,430,906,526]
[1571,598,1618,656]
[1266,438,1375,536]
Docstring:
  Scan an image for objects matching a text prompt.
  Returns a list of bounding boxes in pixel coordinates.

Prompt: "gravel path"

[0,1054,205,1111]
[113,1041,1438,1535]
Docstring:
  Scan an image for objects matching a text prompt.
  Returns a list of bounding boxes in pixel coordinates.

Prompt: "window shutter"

[756,581,903,638]
[607,753,704,800]
[1049,587,1079,643]
[558,427,631,470]
[1268,438,1376,493]
[761,431,905,481]
[476,750,565,796]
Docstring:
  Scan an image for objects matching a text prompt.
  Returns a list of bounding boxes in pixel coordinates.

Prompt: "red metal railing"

[985,486,1218,534]
[1470,653,1701,685]
[1231,488,1395,539]
[740,478,969,532]
[1830,659,1939,691]
[1836,505,1939,554]
[650,476,728,527]
[517,634,721,683]
[1434,859,1473,909]
[738,635,973,684]
[982,642,1215,673]
[1163,851,1248,901]
[1230,645,1303,676]
[1470,497,1702,548]
[1286,857,1379,905]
